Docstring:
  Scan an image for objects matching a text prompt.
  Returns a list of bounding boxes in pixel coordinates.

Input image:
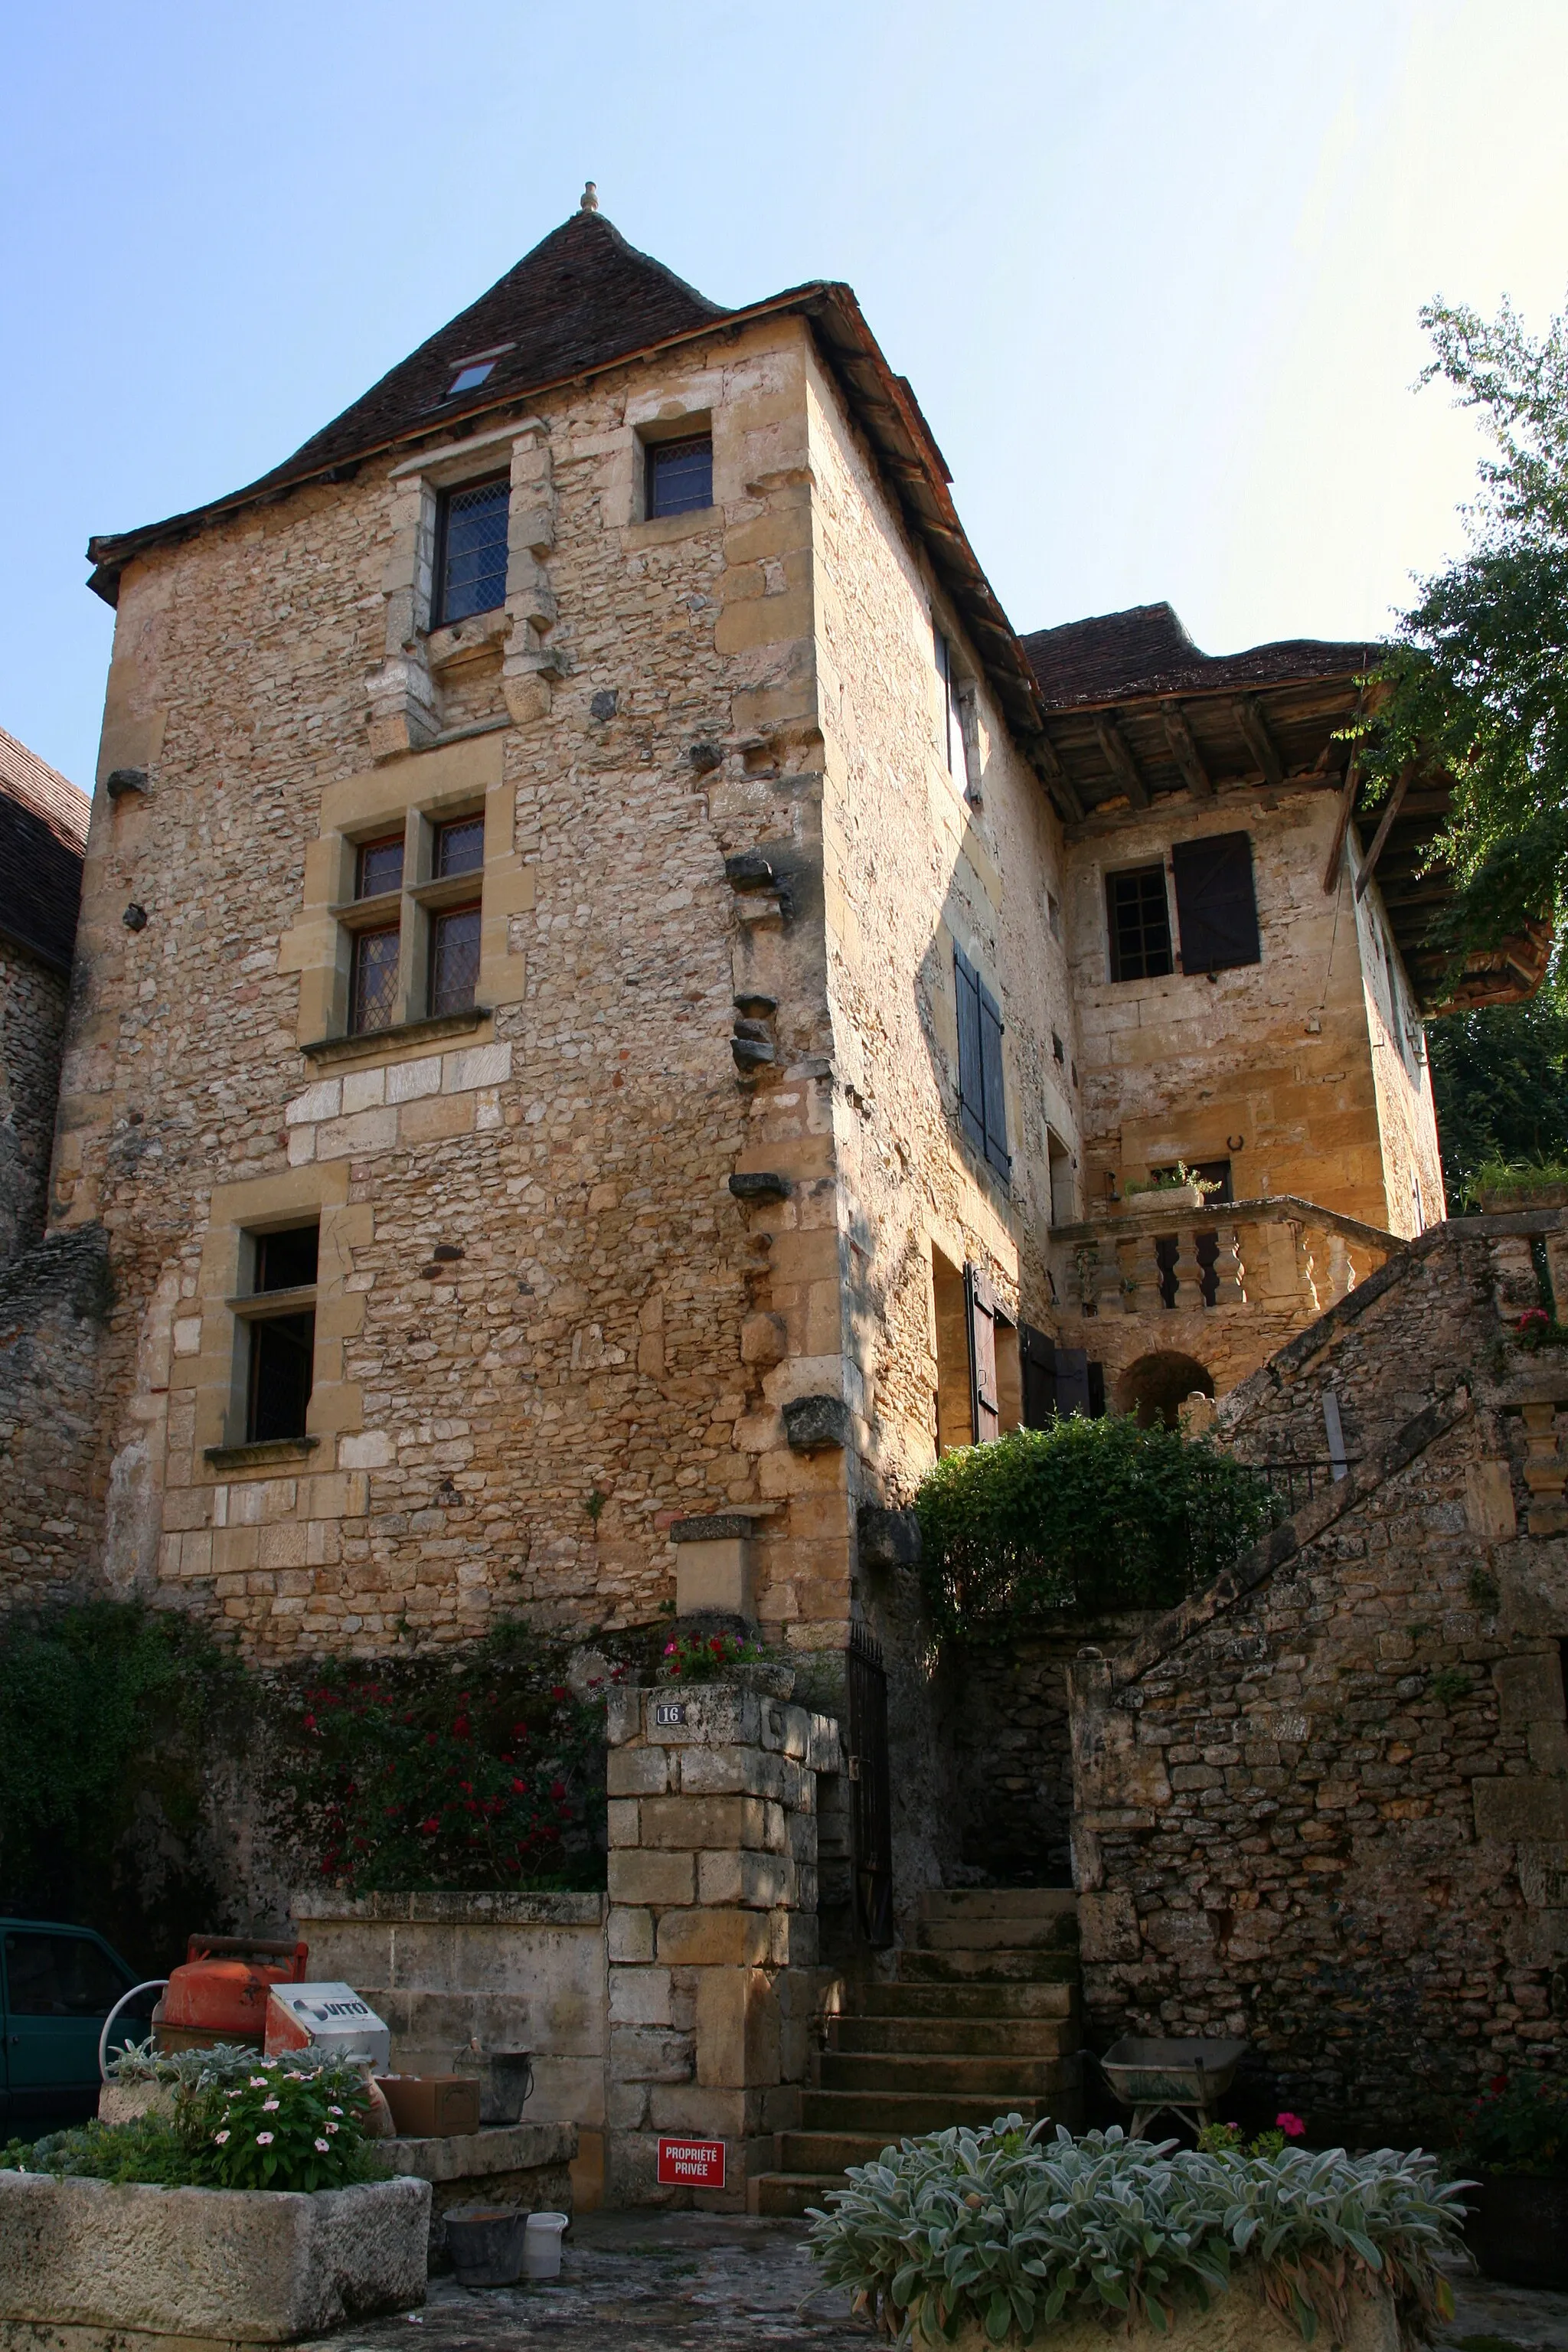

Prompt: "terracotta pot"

[1465,2171,1568,2287]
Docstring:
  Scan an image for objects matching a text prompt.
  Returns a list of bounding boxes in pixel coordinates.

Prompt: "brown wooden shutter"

[954,948,985,1156]
[1054,1345,1091,1418]
[1172,831,1260,972]
[1021,1324,1056,1429]
[964,1263,1000,1443]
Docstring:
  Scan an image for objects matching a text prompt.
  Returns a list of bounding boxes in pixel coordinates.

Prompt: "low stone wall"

[292,1890,607,2204]
[604,1679,842,2207]
[383,2119,575,2268]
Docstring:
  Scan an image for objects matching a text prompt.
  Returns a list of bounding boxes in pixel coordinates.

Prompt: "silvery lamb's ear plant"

[806,2118,1469,2346]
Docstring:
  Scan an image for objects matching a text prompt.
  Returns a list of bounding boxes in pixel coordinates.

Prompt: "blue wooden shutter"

[954,948,985,1155]
[978,979,1009,1180]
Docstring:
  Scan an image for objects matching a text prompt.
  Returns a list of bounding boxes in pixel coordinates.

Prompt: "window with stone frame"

[645,433,713,519]
[433,475,511,625]
[242,1223,318,1445]
[1106,864,1174,981]
[349,927,400,1034]
[430,904,482,1018]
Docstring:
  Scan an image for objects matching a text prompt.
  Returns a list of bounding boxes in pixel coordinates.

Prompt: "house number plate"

[655,1702,687,1726]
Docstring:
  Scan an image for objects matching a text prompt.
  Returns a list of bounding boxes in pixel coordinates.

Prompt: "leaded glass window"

[435,479,510,624]
[646,435,713,519]
[351,925,400,1034]
[430,905,482,1018]
[356,834,403,899]
[435,816,485,878]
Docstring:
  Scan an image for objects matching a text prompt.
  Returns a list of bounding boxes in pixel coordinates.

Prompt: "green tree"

[1428,997,1568,1200]
[1362,292,1568,964]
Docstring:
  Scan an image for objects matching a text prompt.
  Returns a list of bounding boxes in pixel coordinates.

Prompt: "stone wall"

[603,1677,841,2207]
[292,1889,609,2207]
[0,1224,111,1609]
[1069,1213,1568,2139]
[0,939,71,1264]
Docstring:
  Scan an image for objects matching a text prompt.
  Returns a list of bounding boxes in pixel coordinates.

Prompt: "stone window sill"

[622,508,720,551]
[301,1007,492,1068]
[204,1436,321,1472]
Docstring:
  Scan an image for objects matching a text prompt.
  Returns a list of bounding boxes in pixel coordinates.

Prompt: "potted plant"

[0,2051,428,2341]
[1457,2071,1568,2288]
[1467,1157,1568,1214]
[808,2115,1465,2347]
[1119,1164,1223,1216]
[658,1628,795,1699]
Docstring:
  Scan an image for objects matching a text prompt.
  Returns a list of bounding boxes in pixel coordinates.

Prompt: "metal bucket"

[445,2205,528,2288]
[480,2050,535,2125]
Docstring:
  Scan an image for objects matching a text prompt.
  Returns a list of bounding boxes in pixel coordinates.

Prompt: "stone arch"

[1116,1351,1215,1430]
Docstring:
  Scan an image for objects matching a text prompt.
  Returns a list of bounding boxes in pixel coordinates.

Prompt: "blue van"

[1,1920,152,2134]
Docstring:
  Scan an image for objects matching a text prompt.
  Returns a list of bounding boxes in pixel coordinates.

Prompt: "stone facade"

[0,727,89,1265]
[1069,1210,1568,2138]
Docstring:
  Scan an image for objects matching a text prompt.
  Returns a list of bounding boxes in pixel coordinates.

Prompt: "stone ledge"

[290,1888,605,1926]
[383,2120,576,2184]
[204,1436,321,1472]
[300,1008,492,1067]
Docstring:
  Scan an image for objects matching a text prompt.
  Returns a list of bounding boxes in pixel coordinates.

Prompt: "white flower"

[328,2104,344,2116]
[315,2138,331,2153]
[325,2121,339,2135]
[214,2130,230,2145]
[261,2098,280,2112]
[256,2131,275,2145]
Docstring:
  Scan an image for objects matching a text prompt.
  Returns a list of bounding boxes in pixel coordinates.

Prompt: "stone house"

[0,727,88,1264]
[2,194,1563,2169]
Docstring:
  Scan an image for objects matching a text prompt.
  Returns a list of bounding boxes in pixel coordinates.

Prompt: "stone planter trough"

[0,2169,430,2346]
[938,2274,1397,2350]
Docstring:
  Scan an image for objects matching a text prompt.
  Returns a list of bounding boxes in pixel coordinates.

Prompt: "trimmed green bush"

[916,1419,1278,1638]
[807,2118,1467,2344]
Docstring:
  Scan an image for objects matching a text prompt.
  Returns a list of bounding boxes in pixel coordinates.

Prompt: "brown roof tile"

[0,728,89,972]
[1022,601,1374,711]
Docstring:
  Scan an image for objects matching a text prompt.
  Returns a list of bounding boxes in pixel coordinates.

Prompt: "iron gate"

[846,1622,893,1946]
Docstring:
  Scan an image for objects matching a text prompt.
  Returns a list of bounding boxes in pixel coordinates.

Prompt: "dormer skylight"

[440,345,514,402]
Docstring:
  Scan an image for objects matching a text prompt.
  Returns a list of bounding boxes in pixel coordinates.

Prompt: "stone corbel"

[502,425,565,724]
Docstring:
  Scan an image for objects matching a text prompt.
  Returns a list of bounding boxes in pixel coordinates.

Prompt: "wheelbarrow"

[1099,2037,1248,2139]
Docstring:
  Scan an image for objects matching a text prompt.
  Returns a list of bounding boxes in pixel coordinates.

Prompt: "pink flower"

[328,2105,344,2116]
[664,1641,677,1655]
[1276,2112,1306,2138]
[214,2129,230,2145]
[261,2097,279,2112]
[326,2121,339,2134]
[315,2138,331,2153]
[256,2131,275,2145]
[249,2076,267,2089]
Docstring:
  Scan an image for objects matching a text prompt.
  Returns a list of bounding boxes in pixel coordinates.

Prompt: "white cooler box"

[263,1981,391,2070]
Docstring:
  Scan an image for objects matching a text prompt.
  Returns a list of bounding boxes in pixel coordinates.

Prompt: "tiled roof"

[0,728,89,972]
[1022,601,1374,712]
[87,207,730,590]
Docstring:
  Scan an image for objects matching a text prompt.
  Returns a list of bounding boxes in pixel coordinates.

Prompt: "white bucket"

[523,2211,569,2280]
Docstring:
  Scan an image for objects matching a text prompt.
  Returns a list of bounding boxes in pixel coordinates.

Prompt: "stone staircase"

[750,1886,1083,2216]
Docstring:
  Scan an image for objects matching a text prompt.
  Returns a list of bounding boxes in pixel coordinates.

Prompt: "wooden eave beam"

[1034,731,1085,824]
[1321,751,1361,894]
[1162,706,1214,800]
[1093,714,1150,809]
[1235,697,1285,789]
[1354,766,1414,902]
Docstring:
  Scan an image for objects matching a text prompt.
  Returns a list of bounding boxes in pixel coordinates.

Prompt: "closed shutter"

[1021,1324,1056,1429]
[978,979,1010,1180]
[1171,832,1260,972]
[954,948,985,1155]
[1054,1346,1091,1418]
[965,1263,1000,1443]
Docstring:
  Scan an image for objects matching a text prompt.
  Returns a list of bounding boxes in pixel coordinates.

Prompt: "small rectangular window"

[1171,831,1260,972]
[434,477,510,625]
[430,904,482,1018]
[244,1220,318,1446]
[647,435,713,518]
[935,629,967,782]
[356,834,404,900]
[954,946,1010,1181]
[1106,865,1173,981]
[350,925,400,1034]
[254,1225,318,1293]
[435,816,485,879]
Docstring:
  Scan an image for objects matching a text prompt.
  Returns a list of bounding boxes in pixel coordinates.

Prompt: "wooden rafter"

[1235,697,1285,789]
[1033,731,1084,824]
[1093,714,1149,809]
[1162,705,1213,800]
[1354,766,1413,903]
[1321,750,1361,894]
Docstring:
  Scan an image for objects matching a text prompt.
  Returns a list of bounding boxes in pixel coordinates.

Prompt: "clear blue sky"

[5,0,1567,792]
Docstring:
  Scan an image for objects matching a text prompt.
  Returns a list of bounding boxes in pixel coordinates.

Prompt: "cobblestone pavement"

[316,2213,864,2352]
[313,2214,1568,2352]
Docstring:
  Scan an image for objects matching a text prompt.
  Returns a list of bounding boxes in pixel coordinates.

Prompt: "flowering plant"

[202,2061,374,2193]
[657,1630,773,1684]
[1459,2071,1568,2174]
[1514,1308,1568,1351]
[1199,2111,1308,2159]
[289,1627,626,1891]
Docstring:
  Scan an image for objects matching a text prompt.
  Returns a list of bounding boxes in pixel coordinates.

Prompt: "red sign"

[657,2136,726,2187]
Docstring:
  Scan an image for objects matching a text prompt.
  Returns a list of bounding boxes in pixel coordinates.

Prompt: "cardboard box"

[375,2074,482,2138]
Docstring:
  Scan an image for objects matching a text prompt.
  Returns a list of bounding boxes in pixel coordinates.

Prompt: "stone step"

[820,2052,1073,2098]
[867,1979,1078,2020]
[801,2088,1056,2136]
[916,1887,1078,1922]
[896,1947,1080,1984]
[828,2014,1078,2059]
[747,2170,847,2218]
[777,2128,915,2174]
[914,1915,1080,1953]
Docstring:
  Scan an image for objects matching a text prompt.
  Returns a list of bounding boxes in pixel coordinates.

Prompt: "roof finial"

[580,181,599,213]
